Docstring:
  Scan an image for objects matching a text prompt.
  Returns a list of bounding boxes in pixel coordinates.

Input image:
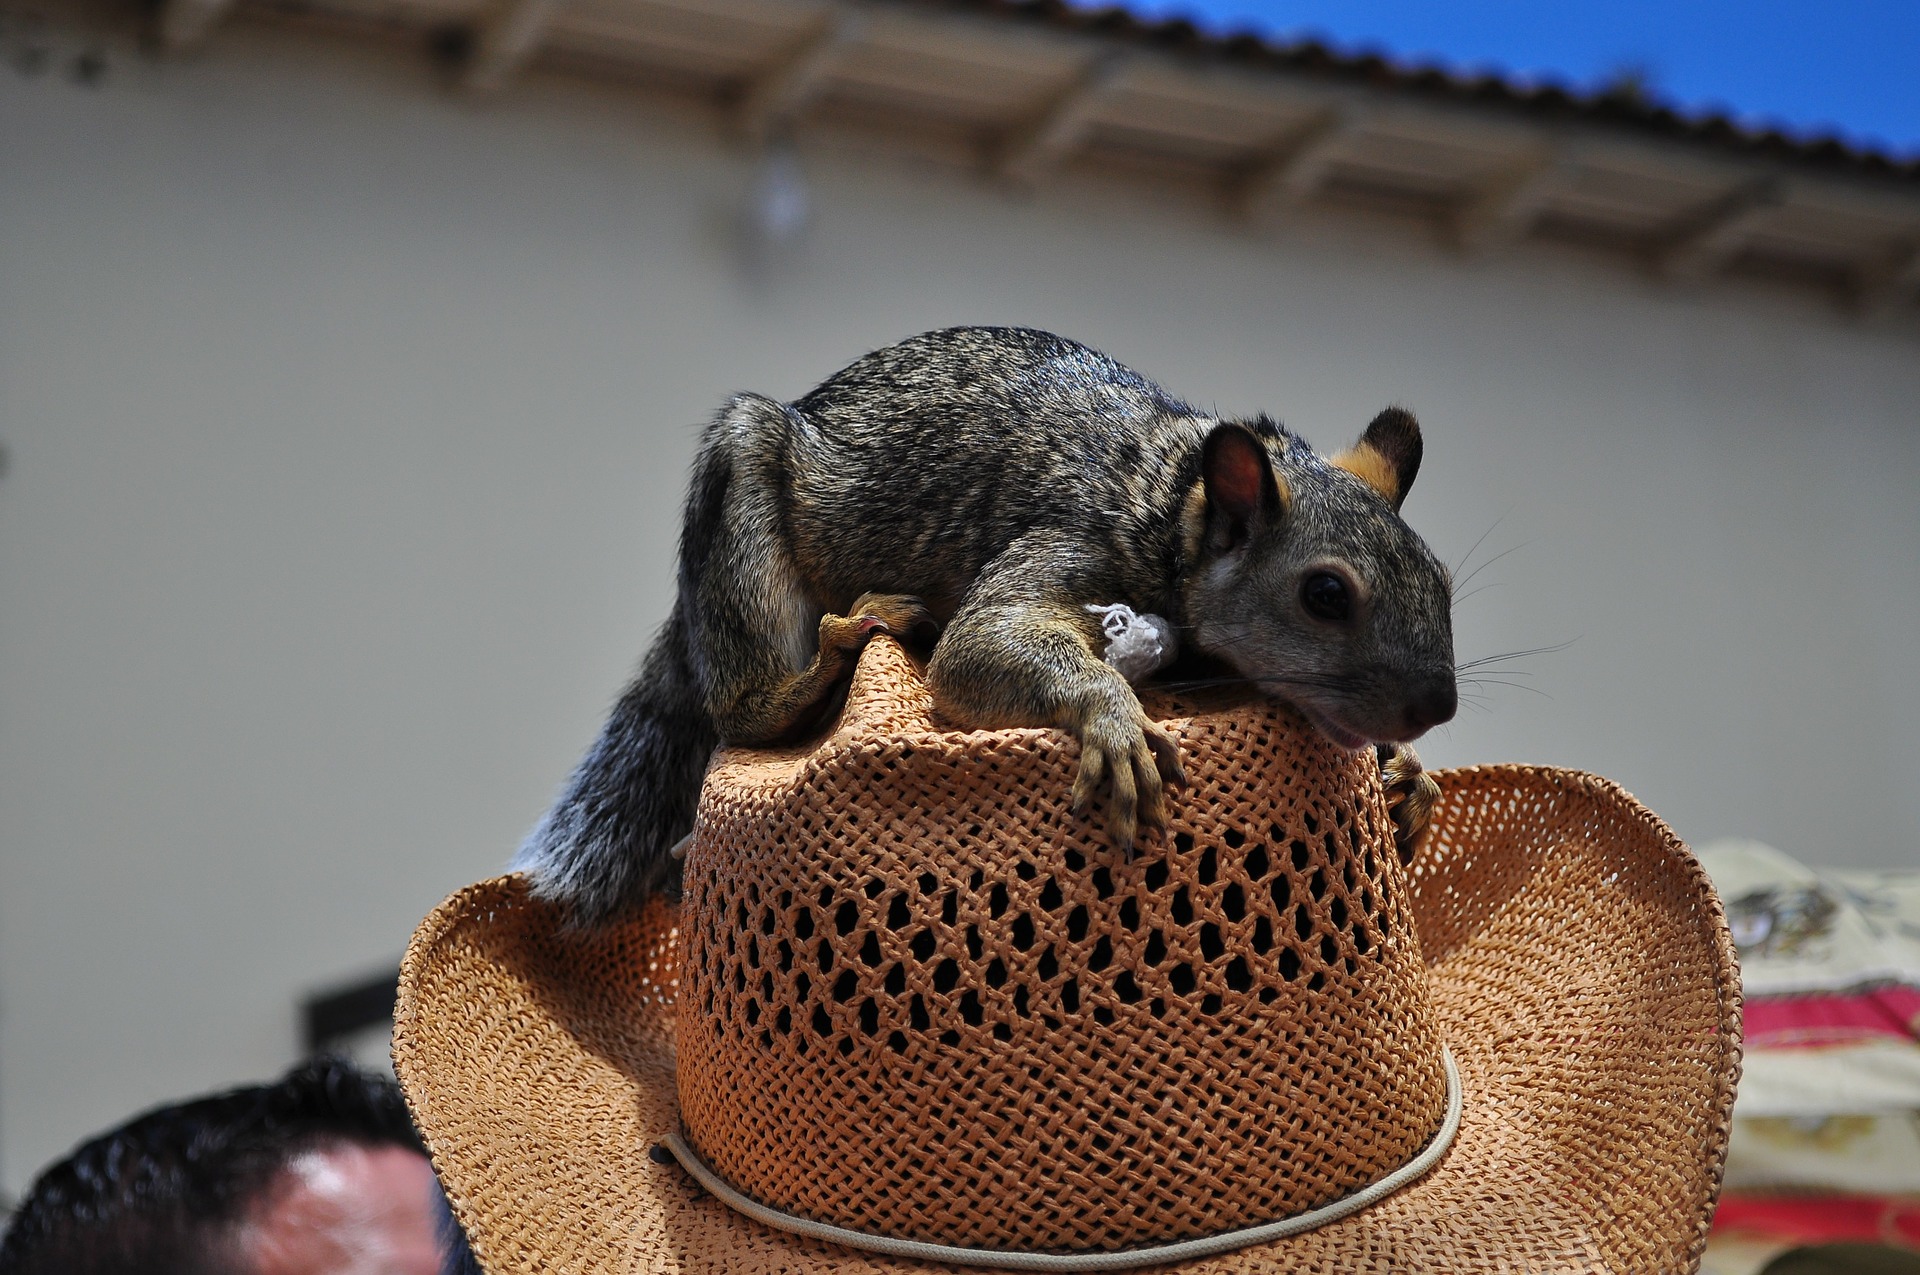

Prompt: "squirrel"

[515,327,1456,925]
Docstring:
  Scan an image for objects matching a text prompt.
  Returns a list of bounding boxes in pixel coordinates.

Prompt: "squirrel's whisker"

[1450,512,1510,579]
[1451,540,1532,598]
[1449,581,1506,607]
[1456,677,1550,699]
[1455,641,1573,672]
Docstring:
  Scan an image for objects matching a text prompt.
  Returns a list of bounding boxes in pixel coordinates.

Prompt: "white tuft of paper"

[1085,603,1179,684]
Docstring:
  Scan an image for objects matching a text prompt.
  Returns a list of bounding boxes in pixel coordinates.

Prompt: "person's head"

[0,1056,445,1275]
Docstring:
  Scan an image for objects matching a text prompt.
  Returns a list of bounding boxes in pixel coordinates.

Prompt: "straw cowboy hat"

[395,638,1741,1273]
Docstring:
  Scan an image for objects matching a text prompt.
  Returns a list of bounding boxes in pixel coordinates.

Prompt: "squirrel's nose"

[1402,677,1458,735]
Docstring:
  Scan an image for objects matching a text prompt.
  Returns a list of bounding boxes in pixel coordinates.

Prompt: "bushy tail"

[512,606,716,923]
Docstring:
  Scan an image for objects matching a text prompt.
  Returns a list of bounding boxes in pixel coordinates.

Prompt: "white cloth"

[1084,603,1177,684]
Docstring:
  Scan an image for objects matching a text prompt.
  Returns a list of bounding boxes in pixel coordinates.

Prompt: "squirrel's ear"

[1201,423,1289,553]
[1332,407,1422,512]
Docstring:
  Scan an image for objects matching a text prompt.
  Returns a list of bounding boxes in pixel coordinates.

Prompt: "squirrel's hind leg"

[688,398,933,744]
[708,591,936,745]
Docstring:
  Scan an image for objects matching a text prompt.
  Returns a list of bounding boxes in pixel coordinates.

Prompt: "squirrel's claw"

[1144,722,1188,790]
[1072,710,1184,862]
[1377,742,1439,866]
[1069,740,1106,819]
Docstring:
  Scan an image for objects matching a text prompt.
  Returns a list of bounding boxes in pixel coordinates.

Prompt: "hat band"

[662,1047,1460,1272]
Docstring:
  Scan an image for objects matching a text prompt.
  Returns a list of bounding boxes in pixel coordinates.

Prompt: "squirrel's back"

[775,327,1234,614]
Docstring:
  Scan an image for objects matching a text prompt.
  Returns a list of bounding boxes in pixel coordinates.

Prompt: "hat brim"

[396,764,1740,1273]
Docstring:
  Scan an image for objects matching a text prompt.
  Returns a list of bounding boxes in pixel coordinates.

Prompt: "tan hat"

[395,637,1742,1273]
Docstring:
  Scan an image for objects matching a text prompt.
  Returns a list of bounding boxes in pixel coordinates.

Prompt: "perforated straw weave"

[394,636,1743,1274]
[677,639,1447,1253]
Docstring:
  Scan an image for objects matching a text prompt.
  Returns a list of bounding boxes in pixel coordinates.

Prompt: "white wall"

[3,18,1917,1194]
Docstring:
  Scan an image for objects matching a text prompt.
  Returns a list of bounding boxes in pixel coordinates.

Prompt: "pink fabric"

[1714,1193,1920,1249]
[1743,984,1920,1049]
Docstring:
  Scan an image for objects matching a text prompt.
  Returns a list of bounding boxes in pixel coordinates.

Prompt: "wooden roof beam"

[156,0,235,50]
[1451,149,1571,257]
[1240,104,1364,224]
[462,0,562,94]
[1854,242,1920,321]
[737,9,866,146]
[1658,177,1787,283]
[998,52,1128,184]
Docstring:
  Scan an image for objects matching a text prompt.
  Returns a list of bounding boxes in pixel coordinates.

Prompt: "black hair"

[432,1184,487,1275]
[0,1056,425,1275]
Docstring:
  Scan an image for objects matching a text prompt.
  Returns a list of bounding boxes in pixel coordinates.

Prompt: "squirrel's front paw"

[1376,742,1439,866]
[1070,708,1188,859]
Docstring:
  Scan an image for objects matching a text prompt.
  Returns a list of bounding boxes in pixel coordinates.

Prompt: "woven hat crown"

[676,638,1452,1254]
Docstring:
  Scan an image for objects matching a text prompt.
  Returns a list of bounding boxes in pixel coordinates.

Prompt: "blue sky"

[1100,1,1920,160]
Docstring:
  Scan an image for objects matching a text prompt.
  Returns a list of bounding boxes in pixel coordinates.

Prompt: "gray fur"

[515,327,1455,924]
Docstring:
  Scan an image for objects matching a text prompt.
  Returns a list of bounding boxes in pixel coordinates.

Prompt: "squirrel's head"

[1179,410,1457,750]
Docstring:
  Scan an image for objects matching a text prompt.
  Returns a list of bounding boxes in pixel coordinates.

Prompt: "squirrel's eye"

[1300,572,1352,623]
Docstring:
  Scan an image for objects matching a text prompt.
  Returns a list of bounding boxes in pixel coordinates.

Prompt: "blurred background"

[1,0,1916,1268]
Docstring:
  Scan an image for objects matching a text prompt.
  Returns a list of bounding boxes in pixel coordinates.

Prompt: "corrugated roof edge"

[942,0,1920,183]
